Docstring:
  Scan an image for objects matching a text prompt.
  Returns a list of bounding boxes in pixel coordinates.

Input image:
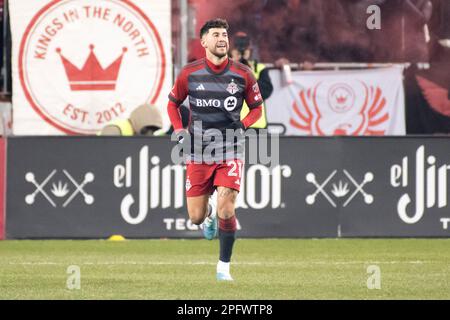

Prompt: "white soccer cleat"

[216,272,234,281]
[216,260,233,281]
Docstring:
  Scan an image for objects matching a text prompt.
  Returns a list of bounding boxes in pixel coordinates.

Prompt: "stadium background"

[0,0,449,300]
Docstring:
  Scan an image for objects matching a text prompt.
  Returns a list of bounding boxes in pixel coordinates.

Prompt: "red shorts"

[185,159,244,197]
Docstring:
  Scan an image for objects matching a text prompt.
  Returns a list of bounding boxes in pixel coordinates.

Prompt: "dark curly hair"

[199,18,229,38]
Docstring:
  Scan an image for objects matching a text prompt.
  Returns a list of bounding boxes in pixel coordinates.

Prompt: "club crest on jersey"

[185,178,192,191]
[226,79,239,95]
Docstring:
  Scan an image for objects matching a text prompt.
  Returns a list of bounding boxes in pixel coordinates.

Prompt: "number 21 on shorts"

[227,160,243,178]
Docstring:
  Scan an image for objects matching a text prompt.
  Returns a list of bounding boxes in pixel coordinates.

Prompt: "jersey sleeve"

[168,68,188,106]
[244,70,264,109]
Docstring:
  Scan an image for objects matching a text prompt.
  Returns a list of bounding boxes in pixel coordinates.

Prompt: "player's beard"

[211,44,228,59]
[213,51,228,59]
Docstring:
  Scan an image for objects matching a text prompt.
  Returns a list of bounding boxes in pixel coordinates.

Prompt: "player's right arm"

[167,68,189,133]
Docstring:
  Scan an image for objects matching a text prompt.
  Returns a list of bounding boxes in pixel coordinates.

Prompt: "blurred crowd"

[182,0,450,135]
[0,0,449,135]
[187,0,448,64]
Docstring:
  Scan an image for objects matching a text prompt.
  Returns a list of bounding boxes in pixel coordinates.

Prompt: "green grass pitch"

[0,239,449,299]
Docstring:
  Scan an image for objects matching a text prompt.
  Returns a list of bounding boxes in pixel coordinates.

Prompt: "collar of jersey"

[204,57,231,76]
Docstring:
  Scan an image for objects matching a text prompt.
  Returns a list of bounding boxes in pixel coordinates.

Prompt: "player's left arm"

[241,105,262,129]
[241,70,264,128]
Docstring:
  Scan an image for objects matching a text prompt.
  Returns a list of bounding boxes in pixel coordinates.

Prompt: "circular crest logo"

[19,0,166,134]
[224,96,238,111]
[327,83,355,114]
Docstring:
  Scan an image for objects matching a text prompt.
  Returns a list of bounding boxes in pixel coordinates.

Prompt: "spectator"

[199,0,433,63]
[404,1,450,134]
[99,104,163,136]
[229,31,273,129]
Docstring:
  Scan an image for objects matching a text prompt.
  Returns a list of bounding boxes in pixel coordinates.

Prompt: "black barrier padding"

[5,136,450,238]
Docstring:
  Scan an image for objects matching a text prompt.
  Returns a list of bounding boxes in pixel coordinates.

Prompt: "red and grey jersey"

[169,58,263,162]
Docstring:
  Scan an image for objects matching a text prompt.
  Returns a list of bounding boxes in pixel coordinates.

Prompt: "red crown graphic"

[335,95,348,104]
[56,44,127,91]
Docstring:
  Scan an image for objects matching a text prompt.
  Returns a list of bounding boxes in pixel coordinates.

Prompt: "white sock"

[217,260,230,274]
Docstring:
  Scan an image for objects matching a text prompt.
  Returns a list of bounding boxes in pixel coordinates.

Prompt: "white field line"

[0,260,434,266]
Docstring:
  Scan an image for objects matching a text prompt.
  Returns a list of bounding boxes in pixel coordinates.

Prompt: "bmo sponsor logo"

[19,0,166,134]
[195,99,221,108]
[195,96,238,111]
[224,96,238,111]
[114,146,292,225]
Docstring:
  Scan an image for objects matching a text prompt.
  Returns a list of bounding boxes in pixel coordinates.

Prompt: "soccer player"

[167,18,263,281]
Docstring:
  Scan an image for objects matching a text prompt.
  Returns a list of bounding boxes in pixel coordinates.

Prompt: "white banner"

[266,67,406,135]
[10,0,172,135]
